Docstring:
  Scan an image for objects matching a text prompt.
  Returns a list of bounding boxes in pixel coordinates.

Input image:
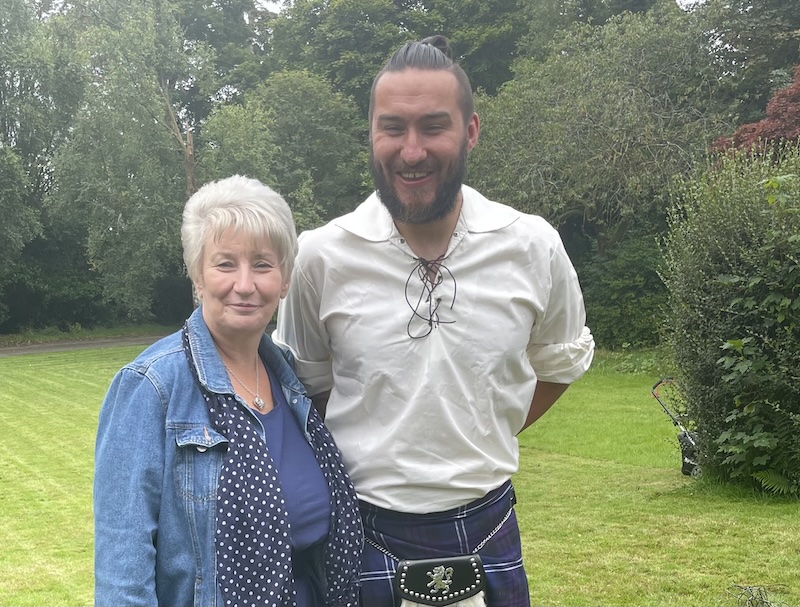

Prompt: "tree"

[518,0,660,61]
[0,146,36,325]
[173,0,279,115]
[469,3,728,255]
[0,0,85,329]
[201,69,366,232]
[468,3,731,348]
[410,0,527,96]
[0,146,35,272]
[47,0,198,320]
[44,0,283,321]
[270,0,528,113]
[254,70,366,222]
[270,0,412,113]
[0,0,83,201]
[698,0,800,125]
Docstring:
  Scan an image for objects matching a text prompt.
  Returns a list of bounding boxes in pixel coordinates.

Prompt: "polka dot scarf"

[182,324,363,607]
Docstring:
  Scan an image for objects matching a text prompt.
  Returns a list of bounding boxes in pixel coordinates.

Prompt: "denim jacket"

[94,307,360,607]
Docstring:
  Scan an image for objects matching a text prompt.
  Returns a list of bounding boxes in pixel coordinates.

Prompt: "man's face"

[369,69,479,224]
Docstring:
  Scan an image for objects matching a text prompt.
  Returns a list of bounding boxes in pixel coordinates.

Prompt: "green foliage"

[470,3,727,350]
[518,0,660,61]
[46,0,207,320]
[0,0,84,195]
[0,147,38,266]
[270,0,413,114]
[0,244,116,334]
[579,232,666,349]
[173,0,278,108]
[414,0,527,97]
[254,70,367,223]
[698,0,800,125]
[270,0,527,113]
[662,145,800,495]
[199,99,280,186]
[4,0,797,341]
[0,0,85,321]
[470,5,729,256]
[200,69,367,232]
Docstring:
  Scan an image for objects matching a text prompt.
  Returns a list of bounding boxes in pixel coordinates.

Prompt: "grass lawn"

[0,345,797,606]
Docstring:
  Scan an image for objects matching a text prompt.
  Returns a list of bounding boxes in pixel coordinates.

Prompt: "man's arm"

[520,381,569,433]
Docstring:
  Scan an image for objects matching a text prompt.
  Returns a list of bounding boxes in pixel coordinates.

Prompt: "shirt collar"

[333,184,519,242]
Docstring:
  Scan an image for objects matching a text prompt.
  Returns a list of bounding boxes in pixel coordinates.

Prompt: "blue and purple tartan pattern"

[358,481,531,607]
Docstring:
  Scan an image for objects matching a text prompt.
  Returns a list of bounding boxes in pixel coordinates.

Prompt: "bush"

[661,145,800,494]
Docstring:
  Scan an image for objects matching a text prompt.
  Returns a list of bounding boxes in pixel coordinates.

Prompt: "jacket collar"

[185,306,306,398]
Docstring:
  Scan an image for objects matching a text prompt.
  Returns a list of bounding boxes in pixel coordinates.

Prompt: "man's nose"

[400,130,427,166]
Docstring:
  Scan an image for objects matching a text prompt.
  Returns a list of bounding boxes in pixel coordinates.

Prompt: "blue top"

[256,366,331,550]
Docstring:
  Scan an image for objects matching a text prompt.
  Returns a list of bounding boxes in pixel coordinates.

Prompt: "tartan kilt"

[358,481,530,607]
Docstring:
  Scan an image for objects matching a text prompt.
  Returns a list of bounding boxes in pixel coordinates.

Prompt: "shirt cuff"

[527,326,595,384]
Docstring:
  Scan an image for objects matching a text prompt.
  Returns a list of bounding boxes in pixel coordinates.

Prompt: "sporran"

[394,554,487,607]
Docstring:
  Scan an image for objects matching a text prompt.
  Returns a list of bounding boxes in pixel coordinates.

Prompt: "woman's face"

[195,228,288,341]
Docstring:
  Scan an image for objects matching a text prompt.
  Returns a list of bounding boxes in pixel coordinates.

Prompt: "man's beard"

[370,142,467,225]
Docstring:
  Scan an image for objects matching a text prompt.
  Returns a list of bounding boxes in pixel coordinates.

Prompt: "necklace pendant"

[254,396,266,411]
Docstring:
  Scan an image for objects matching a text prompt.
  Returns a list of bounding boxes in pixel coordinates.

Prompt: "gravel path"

[0,335,167,358]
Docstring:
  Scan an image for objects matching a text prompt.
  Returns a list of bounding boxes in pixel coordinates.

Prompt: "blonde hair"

[181,175,298,284]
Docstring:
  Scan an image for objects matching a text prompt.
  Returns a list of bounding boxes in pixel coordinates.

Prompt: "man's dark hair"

[368,35,474,126]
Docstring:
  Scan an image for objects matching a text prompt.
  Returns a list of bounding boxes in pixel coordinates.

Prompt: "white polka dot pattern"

[213,391,294,606]
[182,325,363,607]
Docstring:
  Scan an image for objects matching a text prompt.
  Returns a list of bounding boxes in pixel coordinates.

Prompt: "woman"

[94,175,362,607]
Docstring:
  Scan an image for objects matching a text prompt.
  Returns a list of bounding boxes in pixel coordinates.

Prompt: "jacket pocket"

[174,425,228,502]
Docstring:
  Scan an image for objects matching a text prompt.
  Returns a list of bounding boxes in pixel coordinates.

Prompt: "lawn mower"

[651,377,702,478]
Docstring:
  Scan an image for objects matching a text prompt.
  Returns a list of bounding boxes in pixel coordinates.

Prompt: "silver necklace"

[224,358,267,411]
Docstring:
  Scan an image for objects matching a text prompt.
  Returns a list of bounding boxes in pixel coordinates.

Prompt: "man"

[275,35,594,606]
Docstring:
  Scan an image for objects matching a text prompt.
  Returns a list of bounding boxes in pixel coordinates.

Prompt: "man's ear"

[466,113,480,151]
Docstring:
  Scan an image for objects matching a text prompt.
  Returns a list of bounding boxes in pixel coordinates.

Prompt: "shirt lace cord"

[405,256,457,339]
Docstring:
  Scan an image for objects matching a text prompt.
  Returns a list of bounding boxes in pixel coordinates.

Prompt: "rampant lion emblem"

[426,564,454,593]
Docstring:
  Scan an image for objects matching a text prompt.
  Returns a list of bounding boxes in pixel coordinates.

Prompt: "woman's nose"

[234,268,256,293]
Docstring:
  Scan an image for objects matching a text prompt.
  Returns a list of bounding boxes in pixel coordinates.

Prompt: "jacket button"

[196,446,207,453]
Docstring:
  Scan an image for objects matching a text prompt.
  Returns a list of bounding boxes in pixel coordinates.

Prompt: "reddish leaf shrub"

[714,65,800,152]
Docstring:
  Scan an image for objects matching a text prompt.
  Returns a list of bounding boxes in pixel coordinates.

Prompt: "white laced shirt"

[275,185,595,513]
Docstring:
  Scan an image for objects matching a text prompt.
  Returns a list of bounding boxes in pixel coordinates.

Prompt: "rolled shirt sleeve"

[526,233,595,384]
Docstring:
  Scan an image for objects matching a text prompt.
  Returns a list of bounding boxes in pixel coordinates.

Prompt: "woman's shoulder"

[122,330,186,378]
